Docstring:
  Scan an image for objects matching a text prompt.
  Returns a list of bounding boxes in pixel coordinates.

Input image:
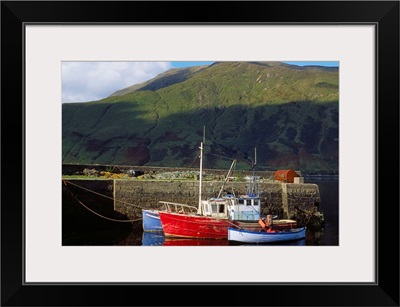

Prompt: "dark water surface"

[306,177,339,245]
[63,178,339,246]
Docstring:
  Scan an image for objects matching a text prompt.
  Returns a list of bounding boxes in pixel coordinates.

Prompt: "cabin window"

[238,199,245,205]
[203,203,211,215]
[211,203,226,214]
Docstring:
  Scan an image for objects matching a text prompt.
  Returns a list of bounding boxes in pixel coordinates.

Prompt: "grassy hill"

[62,61,339,174]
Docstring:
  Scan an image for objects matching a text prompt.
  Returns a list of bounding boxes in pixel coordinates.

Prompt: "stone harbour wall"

[113,180,320,221]
[62,178,321,224]
[286,183,321,212]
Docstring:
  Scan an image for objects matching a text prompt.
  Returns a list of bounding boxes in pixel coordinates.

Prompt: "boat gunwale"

[228,226,306,235]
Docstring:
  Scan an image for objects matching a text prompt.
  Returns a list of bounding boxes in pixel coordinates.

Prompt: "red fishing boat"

[158,141,296,239]
[158,206,233,239]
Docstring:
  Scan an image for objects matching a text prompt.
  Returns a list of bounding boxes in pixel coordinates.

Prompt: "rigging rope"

[189,151,199,168]
[62,180,142,223]
[207,152,236,161]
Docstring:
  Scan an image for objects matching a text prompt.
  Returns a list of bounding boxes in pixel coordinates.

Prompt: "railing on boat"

[159,201,198,214]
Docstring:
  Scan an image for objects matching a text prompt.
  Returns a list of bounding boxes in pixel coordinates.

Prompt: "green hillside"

[62,61,339,174]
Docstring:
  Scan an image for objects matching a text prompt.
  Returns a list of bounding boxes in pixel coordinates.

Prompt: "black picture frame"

[1,1,399,306]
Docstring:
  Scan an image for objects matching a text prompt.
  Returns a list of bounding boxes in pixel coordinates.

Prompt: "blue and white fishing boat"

[228,226,306,244]
[142,209,163,232]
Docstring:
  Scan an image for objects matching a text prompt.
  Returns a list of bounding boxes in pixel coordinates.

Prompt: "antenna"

[203,125,206,144]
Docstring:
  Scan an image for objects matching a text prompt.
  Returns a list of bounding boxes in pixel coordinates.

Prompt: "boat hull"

[142,209,163,232]
[228,227,306,243]
[158,211,231,239]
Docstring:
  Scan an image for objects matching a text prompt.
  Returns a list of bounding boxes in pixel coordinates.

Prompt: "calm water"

[306,177,339,245]
[63,178,339,246]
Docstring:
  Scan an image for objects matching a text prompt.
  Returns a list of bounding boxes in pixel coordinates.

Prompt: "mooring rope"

[62,179,142,223]
[305,206,317,226]
[63,179,145,209]
[295,205,317,227]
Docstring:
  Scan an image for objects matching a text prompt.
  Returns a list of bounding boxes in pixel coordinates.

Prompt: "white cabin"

[200,195,260,221]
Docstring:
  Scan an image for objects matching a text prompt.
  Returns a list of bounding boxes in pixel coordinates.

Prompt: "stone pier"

[62,177,322,227]
[112,179,321,221]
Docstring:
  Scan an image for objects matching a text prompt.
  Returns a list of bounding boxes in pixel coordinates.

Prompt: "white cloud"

[62,61,172,103]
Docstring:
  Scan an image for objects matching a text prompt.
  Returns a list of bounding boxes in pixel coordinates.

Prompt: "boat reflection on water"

[142,232,229,246]
[228,238,306,246]
[142,231,305,246]
[163,238,229,246]
[142,231,165,246]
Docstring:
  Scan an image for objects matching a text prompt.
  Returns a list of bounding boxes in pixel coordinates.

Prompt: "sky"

[61,61,339,103]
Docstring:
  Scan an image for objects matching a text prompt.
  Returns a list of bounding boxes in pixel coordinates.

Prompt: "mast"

[198,141,203,214]
[198,125,206,214]
[254,147,257,167]
[253,147,257,193]
[248,147,259,196]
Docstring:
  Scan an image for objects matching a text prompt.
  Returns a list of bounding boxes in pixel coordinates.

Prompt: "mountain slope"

[62,61,339,174]
[109,65,208,97]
